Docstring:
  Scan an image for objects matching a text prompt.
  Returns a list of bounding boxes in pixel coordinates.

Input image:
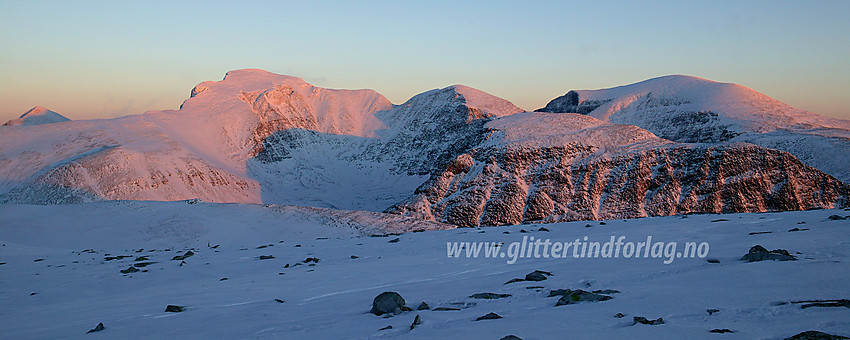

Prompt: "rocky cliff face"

[387,113,849,227]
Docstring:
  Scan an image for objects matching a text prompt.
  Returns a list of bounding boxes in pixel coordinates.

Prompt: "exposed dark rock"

[828,215,847,220]
[433,307,461,311]
[710,329,734,333]
[525,270,552,281]
[120,266,139,274]
[371,292,407,316]
[711,219,729,222]
[133,262,156,268]
[749,231,772,235]
[475,312,502,321]
[410,314,422,330]
[785,331,849,340]
[470,293,511,299]
[304,257,320,263]
[789,228,809,232]
[274,299,284,303]
[258,255,275,260]
[134,256,149,261]
[740,245,796,262]
[592,289,620,294]
[171,251,194,261]
[793,299,850,309]
[417,302,430,310]
[633,316,664,325]
[86,322,105,334]
[614,313,626,318]
[707,309,720,315]
[501,336,523,340]
[350,255,359,259]
[555,290,613,306]
[104,255,131,261]
[388,238,400,243]
[707,258,720,263]
[165,305,184,313]
[379,325,392,331]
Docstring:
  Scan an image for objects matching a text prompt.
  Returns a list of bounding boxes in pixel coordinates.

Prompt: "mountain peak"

[4,106,71,126]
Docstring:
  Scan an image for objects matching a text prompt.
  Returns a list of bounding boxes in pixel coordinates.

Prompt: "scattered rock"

[475,312,502,321]
[134,256,149,261]
[592,289,620,294]
[171,251,194,261]
[470,293,511,299]
[294,244,302,247]
[710,329,734,333]
[614,313,626,318]
[584,224,593,228]
[520,229,528,233]
[133,262,156,268]
[417,302,430,310]
[30,292,37,296]
[86,322,105,334]
[304,257,320,263]
[504,278,525,285]
[599,222,607,225]
[388,238,400,243]
[370,292,407,316]
[538,227,550,232]
[633,316,664,325]
[788,228,810,232]
[501,336,523,340]
[785,331,849,340]
[379,325,392,331]
[706,258,720,263]
[555,290,613,306]
[258,255,275,260]
[220,277,228,281]
[798,221,807,224]
[793,299,850,309]
[827,215,848,221]
[350,255,359,259]
[525,270,552,281]
[748,231,772,235]
[706,309,720,315]
[410,314,422,330]
[433,307,461,311]
[104,255,131,261]
[120,266,139,274]
[740,245,796,262]
[165,305,184,313]
[274,299,285,303]
[34,258,44,262]
[711,219,729,222]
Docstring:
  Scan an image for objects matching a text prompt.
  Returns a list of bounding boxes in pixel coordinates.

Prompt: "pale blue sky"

[1,0,848,122]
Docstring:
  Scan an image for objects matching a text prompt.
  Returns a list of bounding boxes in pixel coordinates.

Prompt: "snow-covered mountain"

[536,75,850,182]
[0,70,847,225]
[3,106,71,126]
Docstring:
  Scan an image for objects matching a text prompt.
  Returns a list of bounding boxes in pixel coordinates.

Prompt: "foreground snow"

[1,202,848,339]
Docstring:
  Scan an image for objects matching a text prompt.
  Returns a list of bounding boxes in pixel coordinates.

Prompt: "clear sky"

[1,0,848,122]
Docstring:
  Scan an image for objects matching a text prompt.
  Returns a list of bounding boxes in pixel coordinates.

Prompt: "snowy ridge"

[3,106,71,126]
[537,75,850,182]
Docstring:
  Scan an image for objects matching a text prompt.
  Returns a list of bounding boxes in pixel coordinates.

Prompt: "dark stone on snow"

[525,270,552,281]
[785,331,849,340]
[592,289,620,294]
[379,325,392,331]
[134,256,149,261]
[504,278,525,284]
[410,314,422,330]
[350,255,359,259]
[538,227,550,232]
[707,258,720,263]
[749,231,772,235]
[555,290,613,306]
[633,316,664,325]
[470,293,511,299]
[793,299,850,309]
[707,308,720,315]
[86,322,105,334]
[304,257,320,263]
[710,329,734,333]
[740,245,796,262]
[433,307,461,311]
[371,291,407,316]
[388,238,400,243]
[274,299,285,303]
[614,313,626,318]
[417,302,430,310]
[120,266,139,274]
[258,255,275,260]
[133,262,156,268]
[501,336,523,340]
[171,251,194,261]
[475,312,502,321]
[165,305,184,313]
[827,215,847,221]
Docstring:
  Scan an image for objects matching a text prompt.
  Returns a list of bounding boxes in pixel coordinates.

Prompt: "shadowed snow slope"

[537,75,850,182]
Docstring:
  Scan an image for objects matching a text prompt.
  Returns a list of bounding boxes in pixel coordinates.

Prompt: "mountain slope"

[387,112,848,226]
[536,75,850,182]
[3,106,71,126]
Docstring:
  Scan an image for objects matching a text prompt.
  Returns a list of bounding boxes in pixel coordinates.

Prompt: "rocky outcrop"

[387,112,849,227]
